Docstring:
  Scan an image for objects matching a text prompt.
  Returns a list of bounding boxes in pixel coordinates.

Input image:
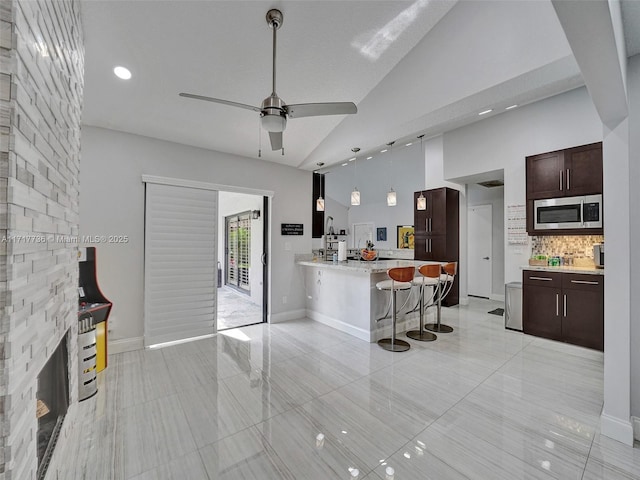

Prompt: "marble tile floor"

[217,286,263,331]
[46,298,640,480]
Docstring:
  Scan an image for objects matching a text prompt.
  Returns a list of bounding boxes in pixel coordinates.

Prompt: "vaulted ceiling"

[80,1,638,171]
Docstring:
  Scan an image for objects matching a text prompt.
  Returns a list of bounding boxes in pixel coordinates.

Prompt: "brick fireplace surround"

[0,1,84,478]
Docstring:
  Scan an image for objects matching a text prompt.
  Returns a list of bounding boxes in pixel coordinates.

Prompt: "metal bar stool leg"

[376,268,414,352]
[407,283,437,342]
[425,263,456,333]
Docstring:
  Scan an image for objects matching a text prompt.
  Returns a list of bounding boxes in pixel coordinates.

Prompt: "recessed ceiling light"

[380,149,388,153]
[366,156,373,160]
[478,109,493,116]
[506,104,518,110]
[113,66,132,80]
[405,142,412,147]
[342,163,348,166]
[348,157,356,162]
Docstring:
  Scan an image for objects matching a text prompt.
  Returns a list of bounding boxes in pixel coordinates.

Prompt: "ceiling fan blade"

[269,131,283,151]
[285,102,357,119]
[179,93,262,112]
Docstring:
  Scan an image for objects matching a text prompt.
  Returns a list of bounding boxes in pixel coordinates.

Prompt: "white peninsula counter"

[297,258,444,342]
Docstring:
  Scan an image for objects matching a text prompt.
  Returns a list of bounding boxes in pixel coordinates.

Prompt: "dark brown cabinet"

[526,142,602,200]
[561,273,604,350]
[523,270,603,351]
[526,142,603,235]
[414,187,459,306]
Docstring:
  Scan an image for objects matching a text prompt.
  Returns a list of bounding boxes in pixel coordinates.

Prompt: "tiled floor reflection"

[217,286,263,330]
[47,299,640,480]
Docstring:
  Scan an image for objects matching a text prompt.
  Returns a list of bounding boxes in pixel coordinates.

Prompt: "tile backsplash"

[531,235,604,258]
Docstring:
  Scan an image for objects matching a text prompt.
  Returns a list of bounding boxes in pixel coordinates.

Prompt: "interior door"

[468,204,492,298]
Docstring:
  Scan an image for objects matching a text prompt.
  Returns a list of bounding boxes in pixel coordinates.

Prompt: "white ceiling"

[80,0,638,172]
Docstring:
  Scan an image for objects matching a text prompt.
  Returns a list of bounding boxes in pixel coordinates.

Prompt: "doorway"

[468,204,493,298]
[218,192,267,330]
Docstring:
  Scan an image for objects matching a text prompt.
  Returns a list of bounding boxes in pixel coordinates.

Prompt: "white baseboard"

[633,416,640,442]
[108,336,144,354]
[601,413,635,446]
[306,310,371,342]
[307,309,435,343]
[490,294,505,302]
[269,309,306,323]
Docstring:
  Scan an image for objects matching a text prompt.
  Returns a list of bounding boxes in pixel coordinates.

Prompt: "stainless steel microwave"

[534,194,602,230]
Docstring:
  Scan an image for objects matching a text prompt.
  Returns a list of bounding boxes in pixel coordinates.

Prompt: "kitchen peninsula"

[297,258,445,342]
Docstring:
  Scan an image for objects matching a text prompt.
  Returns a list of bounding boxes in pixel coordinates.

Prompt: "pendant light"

[351,147,361,206]
[416,135,426,210]
[316,165,325,212]
[386,141,396,206]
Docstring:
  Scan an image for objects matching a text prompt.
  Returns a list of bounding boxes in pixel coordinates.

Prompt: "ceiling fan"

[179,9,358,152]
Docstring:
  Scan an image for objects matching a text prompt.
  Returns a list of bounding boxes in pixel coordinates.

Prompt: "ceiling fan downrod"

[266,9,283,96]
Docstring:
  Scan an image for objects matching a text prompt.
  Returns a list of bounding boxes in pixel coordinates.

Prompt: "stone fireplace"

[36,332,70,480]
[0,0,84,478]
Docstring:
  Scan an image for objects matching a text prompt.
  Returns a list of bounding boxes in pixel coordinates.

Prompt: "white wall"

[80,127,311,345]
[468,184,505,298]
[443,87,602,285]
[218,192,263,306]
[627,53,640,421]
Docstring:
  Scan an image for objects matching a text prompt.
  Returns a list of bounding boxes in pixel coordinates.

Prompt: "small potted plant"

[361,240,377,261]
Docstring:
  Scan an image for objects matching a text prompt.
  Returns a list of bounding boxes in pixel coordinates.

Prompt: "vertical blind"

[144,182,218,346]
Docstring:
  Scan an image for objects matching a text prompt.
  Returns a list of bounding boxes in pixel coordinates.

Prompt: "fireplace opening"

[36,331,70,480]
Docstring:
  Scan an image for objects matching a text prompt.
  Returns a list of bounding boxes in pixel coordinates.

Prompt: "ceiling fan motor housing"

[261,94,287,132]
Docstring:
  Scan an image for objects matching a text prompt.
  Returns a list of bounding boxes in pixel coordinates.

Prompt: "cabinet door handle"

[428,238,432,252]
[556,293,559,316]
[563,294,567,317]
[560,170,563,191]
[529,276,553,281]
[566,169,570,190]
[426,219,429,232]
[571,280,599,285]
[428,218,432,232]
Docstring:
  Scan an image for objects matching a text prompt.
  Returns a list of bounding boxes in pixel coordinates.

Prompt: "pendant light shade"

[387,188,397,206]
[351,189,360,206]
[350,147,361,206]
[316,170,325,211]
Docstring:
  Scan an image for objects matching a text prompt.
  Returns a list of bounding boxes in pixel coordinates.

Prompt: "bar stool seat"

[406,264,440,342]
[425,262,457,333]
[376,266,415,352]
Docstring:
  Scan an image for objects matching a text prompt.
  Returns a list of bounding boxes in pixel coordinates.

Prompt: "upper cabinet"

[526,142,602,200]
[526,142,603,235]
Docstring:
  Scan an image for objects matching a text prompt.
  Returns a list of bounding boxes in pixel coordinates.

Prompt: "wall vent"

[477,180,504,188]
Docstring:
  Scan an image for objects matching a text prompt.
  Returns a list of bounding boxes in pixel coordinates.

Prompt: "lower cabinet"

[523,270,603,351]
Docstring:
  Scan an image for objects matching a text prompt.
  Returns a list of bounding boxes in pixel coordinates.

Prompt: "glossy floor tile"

[217,286,263,331]
[47,298,640,480]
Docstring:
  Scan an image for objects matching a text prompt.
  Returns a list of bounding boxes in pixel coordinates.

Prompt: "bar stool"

[376,266,415,352]
[425,262,457,333]
[406,264,439,342]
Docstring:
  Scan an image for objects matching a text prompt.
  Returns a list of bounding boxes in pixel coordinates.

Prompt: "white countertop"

[297,259,444,274]
[522,265,604,275]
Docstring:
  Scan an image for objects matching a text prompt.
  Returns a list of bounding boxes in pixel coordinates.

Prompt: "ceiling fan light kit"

[179,8,357,153]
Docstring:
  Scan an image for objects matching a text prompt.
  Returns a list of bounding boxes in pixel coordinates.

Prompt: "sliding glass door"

[225,211,251,293]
